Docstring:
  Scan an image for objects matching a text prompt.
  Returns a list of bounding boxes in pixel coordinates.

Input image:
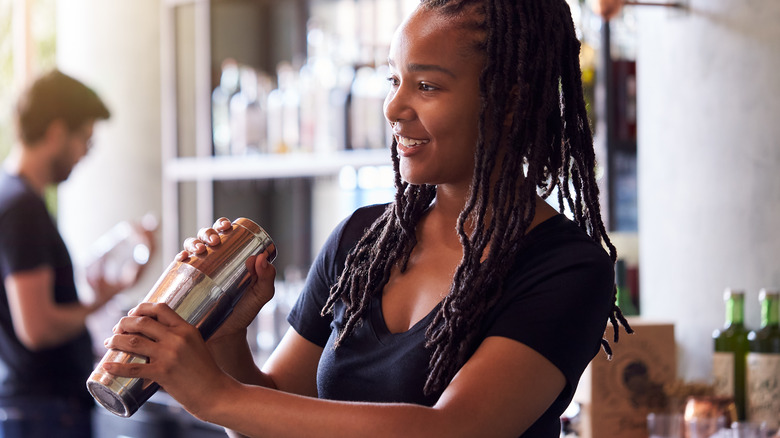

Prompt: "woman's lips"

[395,135,430,156]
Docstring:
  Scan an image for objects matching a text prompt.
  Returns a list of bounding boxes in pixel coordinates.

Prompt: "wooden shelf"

[164,149,391,181]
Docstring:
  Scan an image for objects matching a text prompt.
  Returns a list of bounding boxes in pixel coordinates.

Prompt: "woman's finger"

[253,250,277,282]
[104,332,157,358]
[213,217,232,231]
[113,315,171,343]
[174,250,191,262]
[128,302,189,328]
[196,227,221,246]
[182,237,206,254]
[101,359,150,379]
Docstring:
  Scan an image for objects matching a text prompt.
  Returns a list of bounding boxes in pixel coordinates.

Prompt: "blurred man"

[0,70,116,438]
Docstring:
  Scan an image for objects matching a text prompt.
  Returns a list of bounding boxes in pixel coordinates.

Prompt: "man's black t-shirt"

[0,171,94,408]
[288,203,614,437]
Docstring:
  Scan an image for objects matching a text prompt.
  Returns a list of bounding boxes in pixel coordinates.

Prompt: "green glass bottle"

[712,288,751,421]
[745,288,780,431]
[615,259,638,316]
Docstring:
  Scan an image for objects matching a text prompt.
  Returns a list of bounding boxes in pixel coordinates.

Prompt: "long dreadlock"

[322,0,632,396]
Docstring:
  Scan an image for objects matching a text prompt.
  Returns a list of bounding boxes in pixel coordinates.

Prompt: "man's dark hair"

[323,0,632,395]
[15,69,110,145]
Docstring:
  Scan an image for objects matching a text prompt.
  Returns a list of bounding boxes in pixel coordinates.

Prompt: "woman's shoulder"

[521,214,613,267]
[502,213,615,308]
[343,203,389,232]
[317,203,390,275]
[331,203,390,248]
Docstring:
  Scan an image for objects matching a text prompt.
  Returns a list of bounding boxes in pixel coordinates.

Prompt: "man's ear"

[43,119,68,146]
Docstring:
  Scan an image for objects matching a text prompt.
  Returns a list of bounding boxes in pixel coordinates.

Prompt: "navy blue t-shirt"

[0,171,94,408]
[288,203,614,437]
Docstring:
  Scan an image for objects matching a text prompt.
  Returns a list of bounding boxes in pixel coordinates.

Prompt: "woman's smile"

[395,134,430,156]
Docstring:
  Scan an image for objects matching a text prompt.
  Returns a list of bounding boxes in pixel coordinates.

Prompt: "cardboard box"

[573,317,677,438]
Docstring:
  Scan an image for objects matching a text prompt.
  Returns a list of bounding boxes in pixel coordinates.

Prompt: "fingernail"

[104,338,110,347]
[261,254,269,269]
[103,363,114,371]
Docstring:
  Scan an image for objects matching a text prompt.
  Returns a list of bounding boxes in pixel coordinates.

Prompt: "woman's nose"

[383,86,412,125]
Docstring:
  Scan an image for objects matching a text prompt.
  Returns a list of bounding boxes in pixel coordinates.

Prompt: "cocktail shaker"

[86,217,276,417]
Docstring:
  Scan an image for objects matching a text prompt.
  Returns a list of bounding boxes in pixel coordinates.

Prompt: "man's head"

[15,69,110,147]
[13,70,110,184]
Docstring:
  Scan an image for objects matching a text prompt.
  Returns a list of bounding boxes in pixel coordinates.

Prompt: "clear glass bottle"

[212,58,241,156]
[745,288,780,431]
[712,288,751,421]
[86,214,157,289]
[230,66,268,155]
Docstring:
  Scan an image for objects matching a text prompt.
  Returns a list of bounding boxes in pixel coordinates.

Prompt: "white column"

[636,0,780,380]
[56,0,163,307]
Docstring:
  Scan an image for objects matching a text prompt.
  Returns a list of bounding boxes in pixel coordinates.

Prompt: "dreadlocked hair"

[322,0,633,396]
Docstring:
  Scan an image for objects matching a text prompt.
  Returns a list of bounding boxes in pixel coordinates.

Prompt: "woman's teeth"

[397,136,429,147]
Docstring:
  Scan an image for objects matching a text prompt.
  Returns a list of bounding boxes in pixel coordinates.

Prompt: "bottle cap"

[723,288,745,300]
[758,288,779,300]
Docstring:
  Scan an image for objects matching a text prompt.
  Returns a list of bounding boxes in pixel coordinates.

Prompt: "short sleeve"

[482,218,615,398]
[0,194,57,277]
[287,203,389,348]
[286,219,345,347]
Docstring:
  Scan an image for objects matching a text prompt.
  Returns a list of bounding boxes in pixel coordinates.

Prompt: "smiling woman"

[383,8,483,188]
[101,1,631,437]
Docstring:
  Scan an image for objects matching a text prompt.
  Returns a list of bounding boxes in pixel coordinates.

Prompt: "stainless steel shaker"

[86,217,276,417]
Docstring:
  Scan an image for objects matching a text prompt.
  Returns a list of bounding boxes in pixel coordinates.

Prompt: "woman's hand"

[176,217,277,341]
[103,303,237,420]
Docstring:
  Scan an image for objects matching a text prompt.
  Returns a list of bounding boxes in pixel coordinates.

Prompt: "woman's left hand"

[103,302,235,420]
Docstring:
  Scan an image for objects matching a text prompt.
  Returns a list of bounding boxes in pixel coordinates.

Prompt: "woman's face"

[383,7,484,190]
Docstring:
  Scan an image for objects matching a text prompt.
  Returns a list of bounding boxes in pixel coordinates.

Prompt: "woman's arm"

[205,326,322,396]
[206,327,323,438]
[212,336,565,438]
[105,302,564,438]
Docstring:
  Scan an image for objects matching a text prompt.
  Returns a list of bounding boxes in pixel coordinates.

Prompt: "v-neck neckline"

[370,295,440,344]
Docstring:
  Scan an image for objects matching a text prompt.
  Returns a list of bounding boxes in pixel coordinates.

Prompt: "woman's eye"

[386,76,400,87]
[419,82,437,92]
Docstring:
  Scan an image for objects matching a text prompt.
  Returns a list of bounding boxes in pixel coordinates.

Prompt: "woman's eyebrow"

[387,58,457,78]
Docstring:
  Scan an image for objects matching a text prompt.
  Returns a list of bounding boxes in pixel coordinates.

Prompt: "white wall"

[636,0,780,381]
[55,0,163,310]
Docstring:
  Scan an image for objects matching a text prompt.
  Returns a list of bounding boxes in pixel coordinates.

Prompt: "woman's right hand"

[177,217,277,341]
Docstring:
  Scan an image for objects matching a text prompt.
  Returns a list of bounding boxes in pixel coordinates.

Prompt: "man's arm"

[5,265,99,350]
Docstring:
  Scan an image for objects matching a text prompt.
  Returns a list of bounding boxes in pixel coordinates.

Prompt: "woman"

[104,1,631,436]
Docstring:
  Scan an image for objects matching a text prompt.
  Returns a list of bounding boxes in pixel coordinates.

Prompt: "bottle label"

[746,352,780,429]
[713,352,735,397]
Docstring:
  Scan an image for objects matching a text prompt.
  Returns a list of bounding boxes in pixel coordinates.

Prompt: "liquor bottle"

[212,59,241,156]
[615,259,638,316]
[712,288,751,421]
[745,288,780,431]
[230,66,268,155]
[266,62,300,154]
